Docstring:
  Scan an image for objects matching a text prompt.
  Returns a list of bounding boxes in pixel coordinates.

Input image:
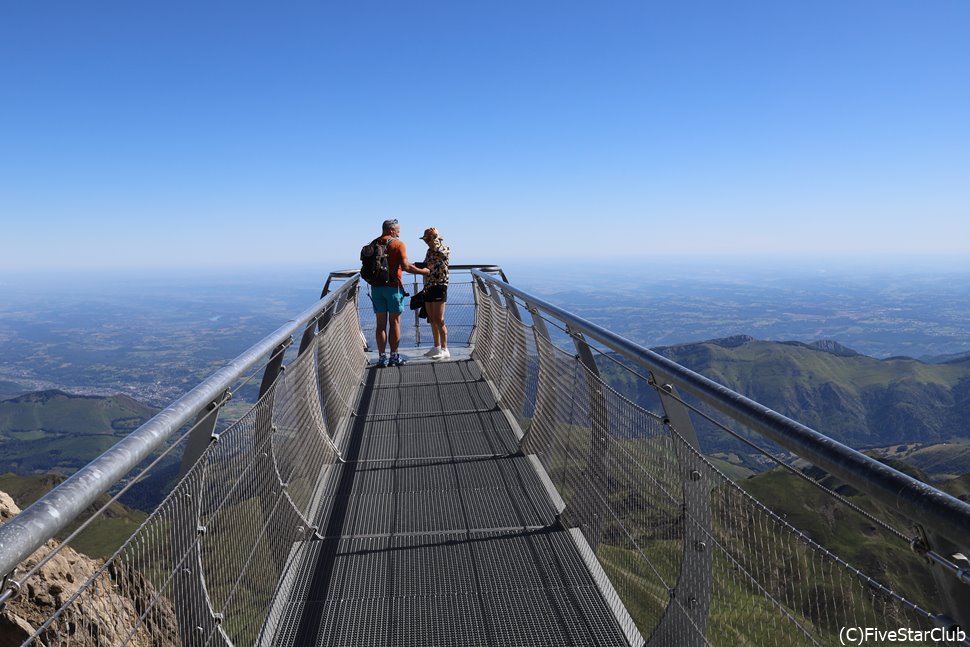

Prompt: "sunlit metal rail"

[1,267,968,645]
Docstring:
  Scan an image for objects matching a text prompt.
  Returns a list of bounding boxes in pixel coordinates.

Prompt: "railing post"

[500,285,523,324]
[468,274,483,348]
[524,301,551,343]
[177,389,231,480]
[568,327,608,549]
[298,316,320,355]
[647,380,712,647]
[259,339,292,400]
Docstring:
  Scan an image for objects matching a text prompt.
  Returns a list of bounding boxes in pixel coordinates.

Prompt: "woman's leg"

[438,302,447,349]
[426,301,446,349]
[428,301,441,347]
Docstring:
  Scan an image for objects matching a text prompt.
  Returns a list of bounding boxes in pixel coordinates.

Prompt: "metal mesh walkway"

[265,358,638,647]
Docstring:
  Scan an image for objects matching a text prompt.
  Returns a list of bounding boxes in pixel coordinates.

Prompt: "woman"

[419,227,451,359]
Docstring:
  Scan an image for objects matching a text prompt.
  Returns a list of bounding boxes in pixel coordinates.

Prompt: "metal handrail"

[0,275,361,580]
[470,269,970,552]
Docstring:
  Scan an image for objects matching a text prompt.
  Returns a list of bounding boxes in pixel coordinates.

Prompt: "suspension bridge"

[1,267,969,646]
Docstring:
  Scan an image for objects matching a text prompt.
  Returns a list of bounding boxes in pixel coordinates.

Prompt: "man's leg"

[375,312,388,354]
[388,312,401,353]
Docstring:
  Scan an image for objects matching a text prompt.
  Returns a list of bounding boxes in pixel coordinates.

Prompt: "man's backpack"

[360,237,394,286]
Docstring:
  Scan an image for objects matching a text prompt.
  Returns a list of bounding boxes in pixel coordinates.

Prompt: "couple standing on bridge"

[367,218,451,367]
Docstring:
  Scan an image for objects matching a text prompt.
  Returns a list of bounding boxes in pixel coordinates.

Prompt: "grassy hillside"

[0,473,147,559]
[0,389,157,475]
[738,465,940,612]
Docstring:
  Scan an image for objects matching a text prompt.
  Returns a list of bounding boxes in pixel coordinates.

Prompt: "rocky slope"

[0,490,177,646]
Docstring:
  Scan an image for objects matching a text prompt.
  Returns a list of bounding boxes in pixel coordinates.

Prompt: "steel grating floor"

[266,357,635,646]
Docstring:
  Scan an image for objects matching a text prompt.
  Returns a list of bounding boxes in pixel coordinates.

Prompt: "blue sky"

[2,1,968,272]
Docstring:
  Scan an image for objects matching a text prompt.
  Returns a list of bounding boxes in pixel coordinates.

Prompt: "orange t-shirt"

[383,236,405,288]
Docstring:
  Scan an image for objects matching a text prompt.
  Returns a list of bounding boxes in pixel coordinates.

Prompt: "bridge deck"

[266,357,634,646]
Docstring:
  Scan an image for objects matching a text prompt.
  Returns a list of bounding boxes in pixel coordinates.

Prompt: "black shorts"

[425,285,447,303]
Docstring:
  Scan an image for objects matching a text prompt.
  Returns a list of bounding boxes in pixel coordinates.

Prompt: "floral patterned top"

[423,239,451,286]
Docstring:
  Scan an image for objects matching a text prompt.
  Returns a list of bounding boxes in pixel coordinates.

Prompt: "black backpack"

[360,236,394,286]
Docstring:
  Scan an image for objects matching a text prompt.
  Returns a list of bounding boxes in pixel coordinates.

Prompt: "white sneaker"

[424,347,440,357]
[435,348,451,360]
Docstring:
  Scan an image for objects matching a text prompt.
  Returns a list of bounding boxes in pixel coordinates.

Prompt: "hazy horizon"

[3,252,969,289]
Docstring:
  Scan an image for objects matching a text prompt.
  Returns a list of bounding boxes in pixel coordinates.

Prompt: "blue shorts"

[370,286,405,314]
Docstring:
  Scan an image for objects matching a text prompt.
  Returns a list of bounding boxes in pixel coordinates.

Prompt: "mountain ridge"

[600,335,970,453]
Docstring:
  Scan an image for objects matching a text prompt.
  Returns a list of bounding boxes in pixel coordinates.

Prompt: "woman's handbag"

[410,289,428,319]
[410,289,425,310]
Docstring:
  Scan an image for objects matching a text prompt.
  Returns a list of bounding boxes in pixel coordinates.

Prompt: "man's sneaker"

[432,348,451,360]
[389,353,408,366]
[376,354,389,368]
[424,347,440,357]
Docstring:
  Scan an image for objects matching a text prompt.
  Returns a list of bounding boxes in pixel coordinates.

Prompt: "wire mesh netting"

[357,271,480,352]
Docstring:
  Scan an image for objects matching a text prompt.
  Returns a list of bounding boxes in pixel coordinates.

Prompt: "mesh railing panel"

[15,386,286,647]
[679,441,940,646]
[273,335,341,522]
[357,271,479,351]
[472,290,534,428]
[316,294,368,438]
[15,294,366,647]
[469,278,957,647]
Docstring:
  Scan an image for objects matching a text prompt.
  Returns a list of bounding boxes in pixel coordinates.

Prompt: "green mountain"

[643,335,970,450]
[0,389,157,475]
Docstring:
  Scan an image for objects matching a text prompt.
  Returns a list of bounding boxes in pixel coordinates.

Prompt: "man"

[371,218,429,367]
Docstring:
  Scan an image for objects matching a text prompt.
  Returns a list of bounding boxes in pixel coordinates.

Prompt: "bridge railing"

[470,268,970,646]
[0,274,367,646]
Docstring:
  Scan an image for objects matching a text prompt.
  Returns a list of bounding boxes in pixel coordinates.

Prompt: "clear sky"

[2,1,968,272]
